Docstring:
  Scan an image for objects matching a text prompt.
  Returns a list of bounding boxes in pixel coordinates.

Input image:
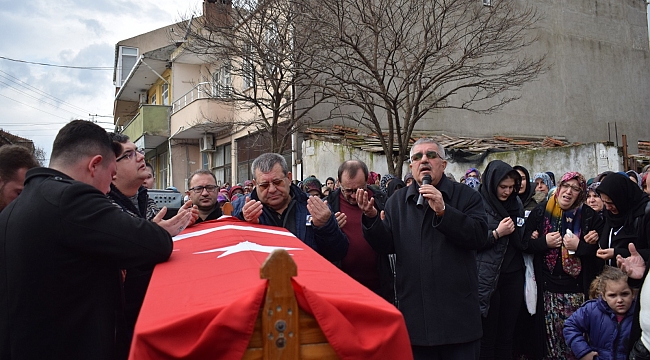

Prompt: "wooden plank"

[259,250,300,360]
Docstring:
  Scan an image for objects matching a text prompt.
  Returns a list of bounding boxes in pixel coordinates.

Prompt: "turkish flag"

[129,217,412,360]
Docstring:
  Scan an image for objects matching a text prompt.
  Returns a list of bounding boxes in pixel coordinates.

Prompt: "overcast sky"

[0,0,202,162]
[1,2,649,163]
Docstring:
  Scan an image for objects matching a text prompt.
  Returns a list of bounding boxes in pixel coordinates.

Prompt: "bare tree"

[33,146,46,166]
[300,0,547,177]
[181,0,332,153]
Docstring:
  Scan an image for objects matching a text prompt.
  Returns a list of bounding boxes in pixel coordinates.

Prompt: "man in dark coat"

[107,133,196,357]
[0,120,183,360]
[362,138,489,359]
[326,160,395,304]
[186,169,222,223]
[232,153,348,261]
[0,145,39,212]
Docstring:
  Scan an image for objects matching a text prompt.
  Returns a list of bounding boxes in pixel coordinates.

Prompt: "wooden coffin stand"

[243,249,337,360]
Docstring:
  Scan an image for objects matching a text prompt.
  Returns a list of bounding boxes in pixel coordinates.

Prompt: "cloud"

[0,0,203,159]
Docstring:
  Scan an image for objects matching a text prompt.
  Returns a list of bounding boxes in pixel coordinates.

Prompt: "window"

[482,0,491,6]
[242,43,254,90]
[116,46,138,87]
[162,83,169,106]
[158,152,168,189]
[212,143,232,185]
[150,93,157,105]
[212,63,232,98]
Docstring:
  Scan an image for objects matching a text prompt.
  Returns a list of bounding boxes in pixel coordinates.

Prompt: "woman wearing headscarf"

[476,160,525,359]
[514,165,536,213]
[626,170,643,190]
[595,172,650,265]
[466,167,481,181]
[379,174,396,194]
[386,178,405,197]
[518,172,603,359]
[585,182,604,217]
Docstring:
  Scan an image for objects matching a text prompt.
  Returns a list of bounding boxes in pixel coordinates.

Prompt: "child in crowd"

[564,266,635,360]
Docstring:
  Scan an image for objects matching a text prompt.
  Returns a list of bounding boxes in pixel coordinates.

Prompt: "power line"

[0,93,73,121]
[0,80,86,119]
[0,70,93,114]
[0,56,113,70]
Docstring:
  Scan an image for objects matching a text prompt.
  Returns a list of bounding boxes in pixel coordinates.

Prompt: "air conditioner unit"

[200,134,215,152]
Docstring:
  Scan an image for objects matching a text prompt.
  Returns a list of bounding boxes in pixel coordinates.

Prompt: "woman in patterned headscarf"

[379,174,396,194]
[517,172,604,359]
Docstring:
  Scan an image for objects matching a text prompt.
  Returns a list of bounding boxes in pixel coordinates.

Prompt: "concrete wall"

[419,0,650,153]
[301,139,622,183]
[304,0,650,153]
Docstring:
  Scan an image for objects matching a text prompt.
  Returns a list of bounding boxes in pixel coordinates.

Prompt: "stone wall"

[301,139,621,182]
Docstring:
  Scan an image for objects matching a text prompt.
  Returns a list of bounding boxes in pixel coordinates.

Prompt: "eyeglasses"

[188,185,218,193]
[256,178,286,190]
[340,186,366,195]
[410,150,442,163]
[116,149,145,162]
[560,183,582,193]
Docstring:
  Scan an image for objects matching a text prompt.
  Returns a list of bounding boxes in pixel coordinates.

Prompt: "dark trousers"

[412,339,481,360]
[480,269,524,360]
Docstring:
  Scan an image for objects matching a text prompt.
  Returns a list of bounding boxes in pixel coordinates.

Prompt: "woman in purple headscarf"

[516,172,603,359]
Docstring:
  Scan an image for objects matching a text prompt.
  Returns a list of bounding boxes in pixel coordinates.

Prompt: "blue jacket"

[232,183,348,261]
[564,297,635,360]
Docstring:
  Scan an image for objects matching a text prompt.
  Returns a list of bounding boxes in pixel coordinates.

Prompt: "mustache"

[418,164,432,171]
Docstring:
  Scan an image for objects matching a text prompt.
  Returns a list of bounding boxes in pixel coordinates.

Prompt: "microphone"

[416,175,432,208]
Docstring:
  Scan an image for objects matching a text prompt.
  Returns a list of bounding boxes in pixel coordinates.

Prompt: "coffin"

[129,218,412,360]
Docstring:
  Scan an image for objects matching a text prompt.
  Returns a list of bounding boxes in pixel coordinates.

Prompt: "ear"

[87,155,104,177]
[441,160,448,171]
[287,172,293,183]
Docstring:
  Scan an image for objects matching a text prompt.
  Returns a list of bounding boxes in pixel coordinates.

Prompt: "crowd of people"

[2,123,650,360]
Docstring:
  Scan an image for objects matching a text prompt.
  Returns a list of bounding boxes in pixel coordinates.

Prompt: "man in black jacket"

[107,133,195,356]
[0,145,38,212]
[326,160,395,304]
[0,120,183,360]
[362,138,489,360]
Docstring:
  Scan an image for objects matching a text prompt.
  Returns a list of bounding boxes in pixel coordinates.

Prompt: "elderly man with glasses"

[232,153,348,262]
[186,169,223,223]
[361,138,489,360]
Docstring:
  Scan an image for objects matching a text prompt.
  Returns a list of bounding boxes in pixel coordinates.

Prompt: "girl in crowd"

[563,266,634,360]
[520,172,603,359]
[596,173,650,265]
[514,165,536,213]
[476,160,525,360]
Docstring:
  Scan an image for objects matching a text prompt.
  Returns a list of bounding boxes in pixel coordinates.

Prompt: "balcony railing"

[121,104,170,141]
[171,82,233,115]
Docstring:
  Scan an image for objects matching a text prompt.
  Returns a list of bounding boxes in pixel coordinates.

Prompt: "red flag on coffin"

[129,217,412,360]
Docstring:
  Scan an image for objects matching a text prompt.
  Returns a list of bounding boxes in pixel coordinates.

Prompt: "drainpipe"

[169,126,184,188]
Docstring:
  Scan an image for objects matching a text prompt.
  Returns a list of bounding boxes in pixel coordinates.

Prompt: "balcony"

[170,82,235,139]
[122,104,171,149]
[171,82,232,115]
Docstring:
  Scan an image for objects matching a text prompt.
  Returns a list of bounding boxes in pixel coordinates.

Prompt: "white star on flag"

[194,240,303,258]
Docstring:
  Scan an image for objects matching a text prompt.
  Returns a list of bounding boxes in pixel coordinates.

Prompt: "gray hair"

[251,153,288,178]
[410,138,446,159]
